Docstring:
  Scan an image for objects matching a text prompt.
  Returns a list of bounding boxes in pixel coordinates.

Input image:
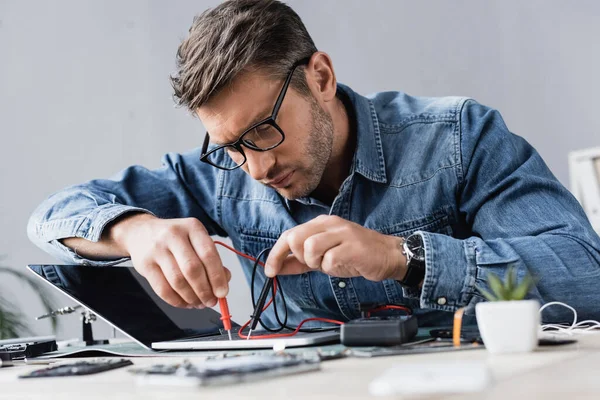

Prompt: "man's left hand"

[264,215,407,281]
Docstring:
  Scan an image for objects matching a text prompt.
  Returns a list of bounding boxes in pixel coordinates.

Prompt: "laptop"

[27,264,339,351]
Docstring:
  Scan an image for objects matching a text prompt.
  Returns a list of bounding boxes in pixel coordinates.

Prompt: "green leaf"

[510,276,534,300]
[0,296,30,339]
[0,264,60,335]
[505,266,516,294]
[476,285,499,302]
[487,273,508,301]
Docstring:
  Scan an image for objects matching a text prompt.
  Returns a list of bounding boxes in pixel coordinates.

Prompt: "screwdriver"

[218,298,233,341]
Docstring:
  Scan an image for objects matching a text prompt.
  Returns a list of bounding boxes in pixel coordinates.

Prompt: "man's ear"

[306,52,337,103]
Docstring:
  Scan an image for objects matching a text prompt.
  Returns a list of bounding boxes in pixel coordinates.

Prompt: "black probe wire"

[249,246,339,334]
[250,247,285,332]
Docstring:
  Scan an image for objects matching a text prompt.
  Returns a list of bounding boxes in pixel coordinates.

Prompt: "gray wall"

[1,0,598,339]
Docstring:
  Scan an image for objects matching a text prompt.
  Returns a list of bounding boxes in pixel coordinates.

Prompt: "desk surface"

[1,334,599,400]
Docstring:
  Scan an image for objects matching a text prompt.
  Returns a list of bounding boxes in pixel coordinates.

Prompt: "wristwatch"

[397,233,426,288]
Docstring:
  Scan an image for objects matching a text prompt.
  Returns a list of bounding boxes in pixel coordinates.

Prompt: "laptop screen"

[27,264,233,348]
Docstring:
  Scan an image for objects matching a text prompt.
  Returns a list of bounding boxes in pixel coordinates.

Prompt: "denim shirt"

[28,84,600,327]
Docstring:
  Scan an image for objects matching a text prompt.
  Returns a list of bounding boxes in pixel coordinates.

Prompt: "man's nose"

[244,149,275,182]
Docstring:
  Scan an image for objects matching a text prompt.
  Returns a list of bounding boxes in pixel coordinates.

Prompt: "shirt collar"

[337,83,387,184]
[283,83,388,207]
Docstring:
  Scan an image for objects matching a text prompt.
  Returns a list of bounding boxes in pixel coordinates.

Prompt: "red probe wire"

[213,241,281,339]
[212,241,410,340]
[366,305,412,317]
[237,317,344,340]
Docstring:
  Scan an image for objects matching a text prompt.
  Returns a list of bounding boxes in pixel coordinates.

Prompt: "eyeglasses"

[200,57,311,171]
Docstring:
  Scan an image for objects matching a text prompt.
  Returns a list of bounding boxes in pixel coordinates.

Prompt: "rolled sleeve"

[28,149,226,266]
[417,231,477,311]
[33,204,153,243]
[29,203,153,266]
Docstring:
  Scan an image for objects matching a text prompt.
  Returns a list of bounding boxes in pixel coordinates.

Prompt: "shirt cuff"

[416,231,478,312]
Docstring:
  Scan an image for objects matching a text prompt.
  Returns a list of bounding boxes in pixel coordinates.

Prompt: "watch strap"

[398,257,425,288]
[397,234,426,288]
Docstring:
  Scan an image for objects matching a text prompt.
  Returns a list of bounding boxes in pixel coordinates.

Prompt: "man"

[28,0,600,327]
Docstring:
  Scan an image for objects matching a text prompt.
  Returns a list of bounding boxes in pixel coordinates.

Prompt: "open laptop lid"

[27,264,237,350]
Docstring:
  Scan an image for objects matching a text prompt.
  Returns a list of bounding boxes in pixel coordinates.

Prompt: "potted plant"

[0,259,57,339]
[475,267,539,354]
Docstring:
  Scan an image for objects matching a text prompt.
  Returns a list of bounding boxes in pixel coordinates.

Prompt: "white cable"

[539,301,600,335]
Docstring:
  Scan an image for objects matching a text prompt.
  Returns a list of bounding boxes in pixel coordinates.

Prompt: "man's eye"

[256,125,270,133]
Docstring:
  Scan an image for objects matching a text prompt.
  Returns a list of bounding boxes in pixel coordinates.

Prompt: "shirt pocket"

[374,207,454,238]
[238,227,318,310]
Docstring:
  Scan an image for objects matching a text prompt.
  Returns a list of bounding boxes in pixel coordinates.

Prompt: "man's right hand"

[108,214,230,309]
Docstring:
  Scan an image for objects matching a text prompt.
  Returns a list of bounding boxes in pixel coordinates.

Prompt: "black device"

[19,359,133,378]
[0,340,57,361]
[0,351,11,367]
[26,264,338,351]
[340,315,418,346]
[26,264,237,349]
[398,233,426,288]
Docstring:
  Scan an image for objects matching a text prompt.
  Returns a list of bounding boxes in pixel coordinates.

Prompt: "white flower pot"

[475,299,540,354]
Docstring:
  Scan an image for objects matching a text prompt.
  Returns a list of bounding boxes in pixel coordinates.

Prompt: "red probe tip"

[218,297,232,332]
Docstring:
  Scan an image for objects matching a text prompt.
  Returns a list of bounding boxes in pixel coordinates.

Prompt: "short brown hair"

[171,0,317,111]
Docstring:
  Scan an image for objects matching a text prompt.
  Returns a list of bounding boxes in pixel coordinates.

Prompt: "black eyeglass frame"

[200,57,311,171]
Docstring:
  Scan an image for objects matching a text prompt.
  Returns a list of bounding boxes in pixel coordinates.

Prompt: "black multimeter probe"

[247,277,274,339]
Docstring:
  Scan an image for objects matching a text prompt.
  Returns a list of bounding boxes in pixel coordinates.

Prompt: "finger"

[286,217,337,264]
[223,266,232,282]
[156,250,202,307]
[303,231,343,270]
[320,244,360,278]
[265,231,292,277]
[266,226,325,277]
[266,216,345,276]
[276,254,312,276]
[143,262,187,307]
[284,225,323,265]
[169,236,217,307]
[188,231,228,298]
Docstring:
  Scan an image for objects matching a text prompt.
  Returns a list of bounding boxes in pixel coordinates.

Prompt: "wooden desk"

[1,334,598,400]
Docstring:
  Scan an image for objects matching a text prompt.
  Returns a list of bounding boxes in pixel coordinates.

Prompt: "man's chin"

[273,183,313,201]
[274,187,301,200]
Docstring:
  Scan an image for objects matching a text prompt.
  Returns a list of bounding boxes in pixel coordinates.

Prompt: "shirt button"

[437,297,447,305]
[338,281,347,289]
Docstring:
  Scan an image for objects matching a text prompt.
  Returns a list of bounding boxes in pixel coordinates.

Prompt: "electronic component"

[130,354,320,387]
[19,359,133,378]
[0,351,11,367]
[340,315,418,346]
[0,340,57,360]
[316,348,350,361]
[350,339,482,358]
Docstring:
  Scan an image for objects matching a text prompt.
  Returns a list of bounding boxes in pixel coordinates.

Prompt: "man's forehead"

[196,72,280,144]
[198,105,269,145]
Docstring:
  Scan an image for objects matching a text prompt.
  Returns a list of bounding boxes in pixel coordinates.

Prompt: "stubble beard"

[283,98,334,200]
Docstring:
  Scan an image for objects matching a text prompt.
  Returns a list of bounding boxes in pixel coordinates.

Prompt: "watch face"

[406,234,425,261]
